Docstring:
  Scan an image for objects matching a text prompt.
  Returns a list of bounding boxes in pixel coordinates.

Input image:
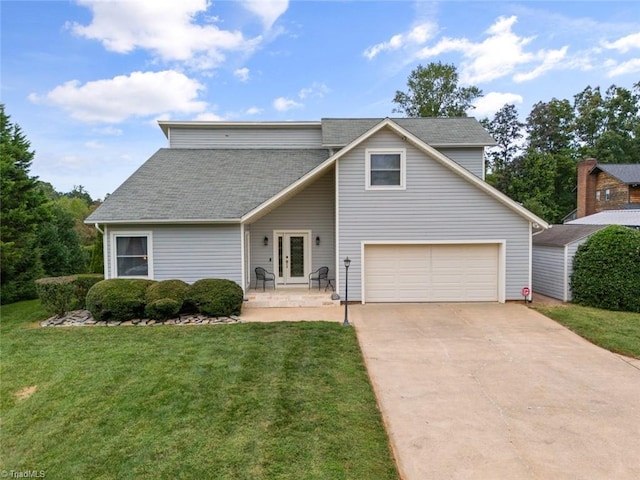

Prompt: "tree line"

[1,105,103,304]
[393,62,640,223]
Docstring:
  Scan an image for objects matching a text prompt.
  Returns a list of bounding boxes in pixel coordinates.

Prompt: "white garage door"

[364,244,499,302]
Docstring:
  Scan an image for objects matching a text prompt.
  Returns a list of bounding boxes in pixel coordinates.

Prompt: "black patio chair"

[309,266,329,290]
[255,267,276,291]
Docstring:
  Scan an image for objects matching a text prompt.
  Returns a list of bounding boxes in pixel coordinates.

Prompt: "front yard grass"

[0,300,398,480]
[534,304,640,359]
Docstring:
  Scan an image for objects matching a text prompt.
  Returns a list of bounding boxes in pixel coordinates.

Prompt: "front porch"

[244,287,340,308]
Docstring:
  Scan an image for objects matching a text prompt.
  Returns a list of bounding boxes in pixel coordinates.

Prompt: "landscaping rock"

[39,309,241,328]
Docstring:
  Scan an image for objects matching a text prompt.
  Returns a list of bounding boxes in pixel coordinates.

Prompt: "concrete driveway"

[350,303,640,480]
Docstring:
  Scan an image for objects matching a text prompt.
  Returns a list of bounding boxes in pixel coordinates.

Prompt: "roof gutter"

[84,218,241,225]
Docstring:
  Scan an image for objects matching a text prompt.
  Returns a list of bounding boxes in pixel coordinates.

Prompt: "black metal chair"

[309,266,329,290]
[255,267,275,291]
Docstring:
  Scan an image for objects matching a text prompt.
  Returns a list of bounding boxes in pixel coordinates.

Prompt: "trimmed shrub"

[185,279,243,317]
[145,298,182,321]
[74,274,104,309]
[36,276,77,317]
[144,279,188,320]
[86,278,155,322]
[35,273,105,316]
[571,225,640,313]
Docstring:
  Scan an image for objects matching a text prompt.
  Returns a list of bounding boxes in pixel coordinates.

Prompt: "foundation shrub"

[86,278,155,322]
[144,280,188,320]
[185,279,243,317]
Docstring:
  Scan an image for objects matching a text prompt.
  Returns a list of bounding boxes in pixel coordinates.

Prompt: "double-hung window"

[112,232,153,278]
[366,149,406,189]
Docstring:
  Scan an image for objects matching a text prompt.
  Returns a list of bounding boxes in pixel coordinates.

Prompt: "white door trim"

[273,230,312,285]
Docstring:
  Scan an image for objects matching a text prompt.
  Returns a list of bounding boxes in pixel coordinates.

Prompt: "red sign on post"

[522,287,531,297]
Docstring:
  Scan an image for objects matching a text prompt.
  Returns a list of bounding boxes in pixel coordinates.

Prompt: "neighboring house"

[532,225,605,302]
[86,117,549,304]
[567,209,640,229]
[576,159,640,218]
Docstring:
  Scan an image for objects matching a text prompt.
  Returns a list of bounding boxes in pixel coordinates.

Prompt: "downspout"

[94,223,104,234]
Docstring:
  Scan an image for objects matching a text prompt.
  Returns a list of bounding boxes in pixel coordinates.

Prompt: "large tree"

[392,62,482,117]
[0,105,50,303]
[574,84,640,163]
[481,104,524,193]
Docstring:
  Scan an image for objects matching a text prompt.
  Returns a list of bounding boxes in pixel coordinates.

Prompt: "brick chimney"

[576,158,597,218]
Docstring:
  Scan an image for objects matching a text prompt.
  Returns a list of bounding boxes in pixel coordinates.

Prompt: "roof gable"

[244,118,548,228]
[321,117,496,148]
[87,148,330,223]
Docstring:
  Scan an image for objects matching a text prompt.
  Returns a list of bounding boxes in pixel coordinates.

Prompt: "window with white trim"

[605,189,611,201]
[366,149,406,189]
[112,233,152,278]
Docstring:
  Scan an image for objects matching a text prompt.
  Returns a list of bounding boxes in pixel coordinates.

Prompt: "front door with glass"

[274,231,310,285]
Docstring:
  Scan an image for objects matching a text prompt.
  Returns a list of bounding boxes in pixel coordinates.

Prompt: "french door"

[274,231,310,285]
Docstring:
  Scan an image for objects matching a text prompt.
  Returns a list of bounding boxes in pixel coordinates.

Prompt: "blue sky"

[2,0,639,200]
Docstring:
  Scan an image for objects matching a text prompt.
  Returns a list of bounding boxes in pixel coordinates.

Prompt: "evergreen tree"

[0,105,50,303]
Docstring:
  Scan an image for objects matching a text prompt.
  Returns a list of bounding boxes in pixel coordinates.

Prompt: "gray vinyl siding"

[169,127,323,149]
[248,170,335,287]
[532,237,591,301]
[106,224,242,284]
[337,128,530,302]
[532,245,567,301]
[439,147,485,179]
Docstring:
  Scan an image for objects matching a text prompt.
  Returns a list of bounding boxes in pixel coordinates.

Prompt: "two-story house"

[86,117,548,304]
[576,158,640,218]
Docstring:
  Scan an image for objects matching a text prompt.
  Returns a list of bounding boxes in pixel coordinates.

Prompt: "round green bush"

[144,279,188,319]
[86,278,156,321]
[145,298,182,321]
[185,279,244,317]
[571,225,640,313]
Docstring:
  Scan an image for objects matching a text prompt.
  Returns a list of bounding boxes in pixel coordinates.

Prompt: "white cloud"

[246,106,263,115]
[70,0,260,70]
[241,0,289,30]
[273,97,302,111]
[413,16,568,84]
[472,92,523,118]
[602,32,640,53]
[607,58,640,77]
[194,112,225,121]
[234,67,250,82]
[30,70,207,123]
[364,22,436,59]
[85,140,105,149]
[298,82,330,99]
[513,46,568,82]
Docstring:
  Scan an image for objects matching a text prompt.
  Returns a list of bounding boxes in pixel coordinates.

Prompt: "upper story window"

[112,232,153,278]
[605,189,611,201]
[366,148,406,190]
[595,190,601,201]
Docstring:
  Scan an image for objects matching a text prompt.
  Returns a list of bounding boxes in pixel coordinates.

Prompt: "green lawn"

[0,300,398,480]
[534,304,640,359]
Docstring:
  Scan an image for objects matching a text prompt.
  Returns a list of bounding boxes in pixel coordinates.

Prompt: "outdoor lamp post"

[343,257,351,326]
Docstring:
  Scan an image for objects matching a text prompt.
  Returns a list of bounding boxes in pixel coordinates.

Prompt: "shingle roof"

[566,210,640,227]
[532,224,605,247]
[321,117,496,147]
[594,163,640,184]
[86,148,331,222]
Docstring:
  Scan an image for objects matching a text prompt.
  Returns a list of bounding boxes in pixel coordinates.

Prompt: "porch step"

[244,288,340,308]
